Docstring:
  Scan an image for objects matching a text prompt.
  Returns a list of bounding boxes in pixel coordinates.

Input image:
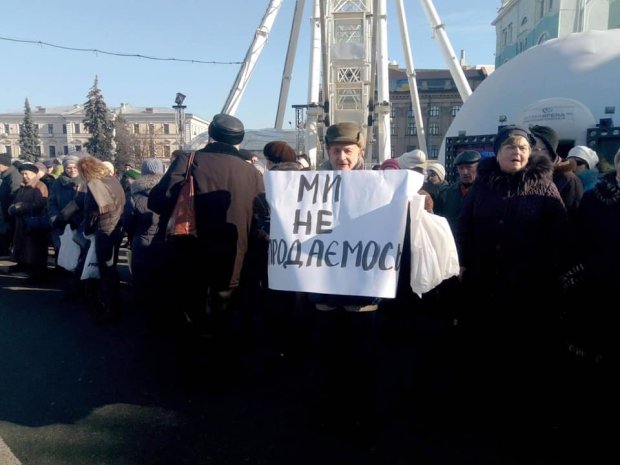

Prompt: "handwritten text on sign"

[264,170,421,298]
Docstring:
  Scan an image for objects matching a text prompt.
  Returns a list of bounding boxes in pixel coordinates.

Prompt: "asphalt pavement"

[0,251,608,465]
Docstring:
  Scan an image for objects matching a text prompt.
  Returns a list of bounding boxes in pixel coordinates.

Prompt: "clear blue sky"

[0,0,499,130]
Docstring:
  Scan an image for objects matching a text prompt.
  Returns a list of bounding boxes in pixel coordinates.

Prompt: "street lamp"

[172,92,187,150]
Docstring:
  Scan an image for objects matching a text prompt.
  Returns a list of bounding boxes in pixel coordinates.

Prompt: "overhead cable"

[0,35,243,65]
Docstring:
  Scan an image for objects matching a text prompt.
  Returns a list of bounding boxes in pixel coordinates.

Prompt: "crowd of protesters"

[0,117,616,448]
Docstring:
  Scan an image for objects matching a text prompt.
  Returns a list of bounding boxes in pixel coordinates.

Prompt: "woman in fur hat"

[455,125,570,430]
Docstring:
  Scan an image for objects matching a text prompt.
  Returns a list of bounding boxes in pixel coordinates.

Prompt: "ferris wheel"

[222,0,472,167]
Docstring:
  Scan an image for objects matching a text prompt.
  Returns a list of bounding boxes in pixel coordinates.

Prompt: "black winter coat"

[456,155,569,303]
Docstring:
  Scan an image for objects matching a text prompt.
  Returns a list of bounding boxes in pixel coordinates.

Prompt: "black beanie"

[493,125,535,154]
[529,125,559,161]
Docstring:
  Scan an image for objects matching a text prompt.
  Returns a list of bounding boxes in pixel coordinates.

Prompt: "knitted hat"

[379,158,401,170]
[324,122,365,147]
[398,149,426,170]
[141,158,164,175]
[426,162,446,181]
[493,125,535,154]
[208,113,245,145]
[18,162,39,174]
[529,125,559,161]
[34,162,47,173]
[263,141,297,164]
[42,159,54,168]
[63,155,80,168]
[567,146,599,170]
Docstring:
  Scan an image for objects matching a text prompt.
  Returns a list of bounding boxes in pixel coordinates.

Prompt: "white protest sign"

[264,170,422,298]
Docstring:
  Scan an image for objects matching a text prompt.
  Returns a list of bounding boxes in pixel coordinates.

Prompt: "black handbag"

[24,215,52,234]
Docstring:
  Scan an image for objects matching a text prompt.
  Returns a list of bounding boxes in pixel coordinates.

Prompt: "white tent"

[187,128,298,155]
[440,29,620,163]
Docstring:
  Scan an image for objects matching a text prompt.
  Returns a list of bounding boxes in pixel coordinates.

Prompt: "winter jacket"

[457,155,569,301]
[148,143,265,289]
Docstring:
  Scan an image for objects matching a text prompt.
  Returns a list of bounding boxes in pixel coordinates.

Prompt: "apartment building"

[493,0,620,67]
[387,65,493,160]
[0,103,209,161]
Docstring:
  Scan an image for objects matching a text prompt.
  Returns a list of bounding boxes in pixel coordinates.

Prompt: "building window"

[63,146,69,155]
[164,145,171,157]
[390,121,397,136]
[390,107,396,118]
[5,146,11,156]
[134,124,140,134]
[62,124,67,134]
[429,123,440,135]
[538,0,545,19]
[3,123,9,134]
[149,124,155,135]
[36,146,41,155]
[73,123,81,134]
[548,0,553,11]
[163,124,170,135]
[430,145,439,158]
[428,106,440,117]
[451,105,461,117]
[49,146,56,157]
[47,124,53,134]
[75,145,81,152]
[406,122,416,136]
[537,31,550,44]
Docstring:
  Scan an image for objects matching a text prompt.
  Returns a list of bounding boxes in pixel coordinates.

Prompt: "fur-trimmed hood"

[476,154,554,193]
[130,173,163,196]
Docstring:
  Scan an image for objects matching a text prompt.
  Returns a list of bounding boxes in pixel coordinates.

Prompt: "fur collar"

[130,173,163,196]
[476,154,553,193]
[593,171,620,205]
[201,142,244,160]
[554,159,574,174]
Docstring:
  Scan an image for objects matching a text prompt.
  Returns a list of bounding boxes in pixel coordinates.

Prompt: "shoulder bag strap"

[185,151,196,180]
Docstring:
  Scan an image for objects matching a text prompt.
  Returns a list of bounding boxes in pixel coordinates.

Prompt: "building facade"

[387,65,492,160]
[493,0,620,67]
[0,103,209,162]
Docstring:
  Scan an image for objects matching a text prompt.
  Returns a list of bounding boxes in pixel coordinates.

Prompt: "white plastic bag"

[57,224,81,272]
[80,234,100,280]
[409,195,459,296]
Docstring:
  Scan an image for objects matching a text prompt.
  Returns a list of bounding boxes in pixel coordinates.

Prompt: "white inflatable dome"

[440,29,620,163]
[188,128,298,154]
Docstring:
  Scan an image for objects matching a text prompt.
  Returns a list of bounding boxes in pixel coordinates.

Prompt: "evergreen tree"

[83,76,115,161]
[19,98,41,162]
